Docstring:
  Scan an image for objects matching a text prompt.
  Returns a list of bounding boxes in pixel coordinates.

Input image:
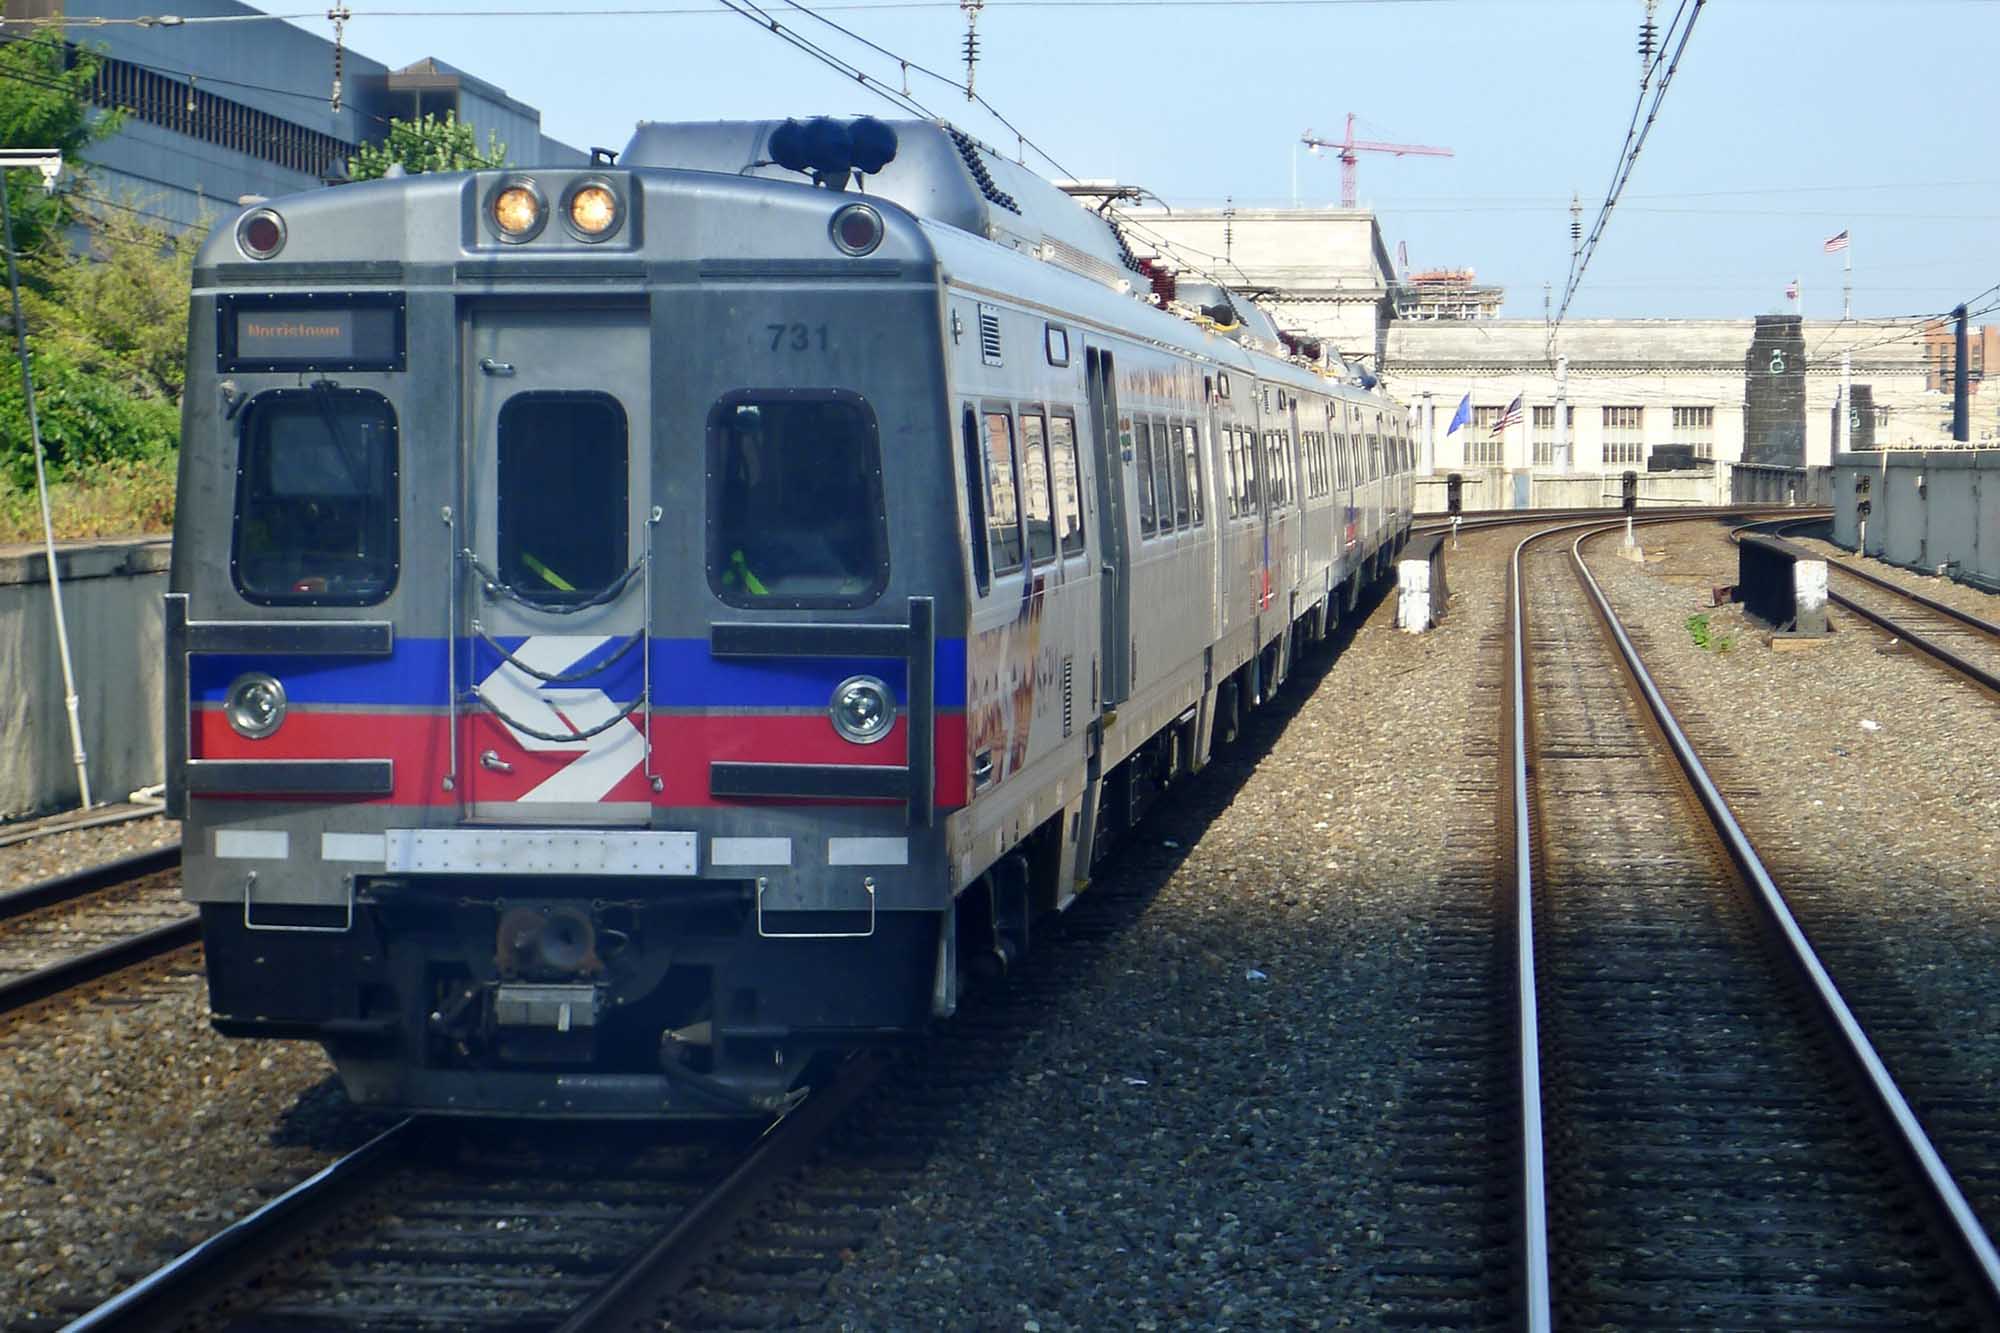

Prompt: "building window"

[1602,405,1644,466]
[1672,405,1715,460]
[1531,405,1574,466]
[1467,406,1503,466]
[87,51,356,181]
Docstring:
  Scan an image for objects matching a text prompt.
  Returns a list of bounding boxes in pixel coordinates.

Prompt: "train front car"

[169,129,965,1116]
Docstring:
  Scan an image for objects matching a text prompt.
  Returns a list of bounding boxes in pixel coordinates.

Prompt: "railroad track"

[64,1051,887,1332]
[1767,522,2000,695]
[0,845,194,1016]
[65,868,1191,1332]
[1500,517,2000,1329]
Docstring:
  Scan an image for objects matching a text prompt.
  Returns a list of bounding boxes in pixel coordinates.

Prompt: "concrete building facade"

[1384,318,1936,478]
[5,0,580,231]
[1120,206,1397,374]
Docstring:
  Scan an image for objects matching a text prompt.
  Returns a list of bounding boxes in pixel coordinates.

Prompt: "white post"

[1554,355,1569,472]
[1420,391,1434,474]
[0,150,91,810]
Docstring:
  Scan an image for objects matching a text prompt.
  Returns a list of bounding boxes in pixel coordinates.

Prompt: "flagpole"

[1839,232,1852,457]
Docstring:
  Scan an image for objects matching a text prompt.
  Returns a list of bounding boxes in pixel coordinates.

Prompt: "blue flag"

[1446,393,1471,435]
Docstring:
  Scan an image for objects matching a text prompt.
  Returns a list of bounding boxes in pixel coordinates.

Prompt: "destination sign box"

[220,295,405,372]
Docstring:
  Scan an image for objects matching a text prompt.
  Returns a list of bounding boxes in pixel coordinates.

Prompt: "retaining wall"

[1414,467,1724,514]
[1832,451,2000,591]
[0,536,169,818]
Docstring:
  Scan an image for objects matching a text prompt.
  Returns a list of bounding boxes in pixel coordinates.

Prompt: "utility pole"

[1953,302,1970,443]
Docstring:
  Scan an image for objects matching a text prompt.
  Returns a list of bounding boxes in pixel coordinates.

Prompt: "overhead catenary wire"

[1549,0,1705,351]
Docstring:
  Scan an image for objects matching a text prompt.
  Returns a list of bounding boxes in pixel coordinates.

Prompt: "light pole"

[0,149,92,810]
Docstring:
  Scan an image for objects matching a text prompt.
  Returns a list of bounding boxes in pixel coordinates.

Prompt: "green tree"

[29,193,203,404]
[0,34,119,269]
[348,112,506,180]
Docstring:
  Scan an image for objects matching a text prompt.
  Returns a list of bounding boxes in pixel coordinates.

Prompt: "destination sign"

[219,293,405,373]
[232,305,400,366]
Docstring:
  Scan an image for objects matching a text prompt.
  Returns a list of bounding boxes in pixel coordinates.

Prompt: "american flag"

[1785,279,1799,301]
[1491,394,1523,436]
[1823,229,1849,254]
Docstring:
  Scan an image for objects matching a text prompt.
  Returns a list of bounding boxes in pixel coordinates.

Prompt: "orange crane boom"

[1302,112,1452,209]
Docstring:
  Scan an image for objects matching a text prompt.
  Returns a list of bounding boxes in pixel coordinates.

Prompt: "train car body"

[166,120,1412,1116]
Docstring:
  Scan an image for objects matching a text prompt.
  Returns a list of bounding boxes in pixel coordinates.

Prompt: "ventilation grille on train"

[1040,235,1129,291]
[945,127,1021,215]
[978,304,1003,367]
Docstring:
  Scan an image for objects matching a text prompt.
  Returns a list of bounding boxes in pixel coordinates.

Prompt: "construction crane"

[1302,114,1453,209]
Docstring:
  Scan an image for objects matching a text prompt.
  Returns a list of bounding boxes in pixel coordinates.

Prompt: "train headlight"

[488,178,547,242]
[829,203,883,257]
[564,181,621,240]
[829,675,894,745]
[224,673,287,740]
[236,207,285,260]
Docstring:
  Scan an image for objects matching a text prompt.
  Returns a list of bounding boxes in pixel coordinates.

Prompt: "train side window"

[1185,423,1205,527]
[961,405,990,596]
[1020,411,1056,566]
[1216,428,1232,516]
[1167,423,1191,529]
[501,391,629,603]
[982,410,1024,575]
[1242,428,1261,513]
[1050,413,1086,557]
[709,390,887,607]
[1135,419,1158,537]
[1150,417,1176,533]
[232,386,399,606]
[1369,429,1382,482]
[1337,434,1352,489]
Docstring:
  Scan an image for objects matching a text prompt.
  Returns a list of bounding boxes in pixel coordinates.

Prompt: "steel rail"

[1821,555,2000,639]
[0,844,180,922]
[1567,522,2000,1320]
[556,1049,894,1332]
[61,1118,422,1333]
[1506,527,1553,1333]
[0,916,200,1017]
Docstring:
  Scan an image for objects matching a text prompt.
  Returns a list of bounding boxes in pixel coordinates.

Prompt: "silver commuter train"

[165,118,1413,1116]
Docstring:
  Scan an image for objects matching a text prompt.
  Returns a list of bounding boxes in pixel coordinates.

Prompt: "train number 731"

[768,322,830,352]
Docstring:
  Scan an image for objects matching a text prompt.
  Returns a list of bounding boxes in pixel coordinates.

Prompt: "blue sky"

[300,0,1996,321]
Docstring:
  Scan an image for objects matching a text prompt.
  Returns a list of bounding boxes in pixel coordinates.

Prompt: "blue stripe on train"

[189,636,969,709]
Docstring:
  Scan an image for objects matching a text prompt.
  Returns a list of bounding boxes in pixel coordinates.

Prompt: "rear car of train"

[167,162,968,1115]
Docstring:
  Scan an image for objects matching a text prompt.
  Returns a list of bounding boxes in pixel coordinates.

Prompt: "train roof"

[619,119,1357,380]
[620,119,1149,294]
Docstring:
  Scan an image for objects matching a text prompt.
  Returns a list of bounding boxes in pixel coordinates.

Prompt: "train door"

[456,303,655,825]
[1085,346,1130,709]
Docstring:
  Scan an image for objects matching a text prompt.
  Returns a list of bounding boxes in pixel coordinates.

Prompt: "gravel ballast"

[819,533,1520,1330]
[0,814,378,1326]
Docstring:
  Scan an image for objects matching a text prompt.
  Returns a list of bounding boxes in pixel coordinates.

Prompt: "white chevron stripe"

[475,635,646,804]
